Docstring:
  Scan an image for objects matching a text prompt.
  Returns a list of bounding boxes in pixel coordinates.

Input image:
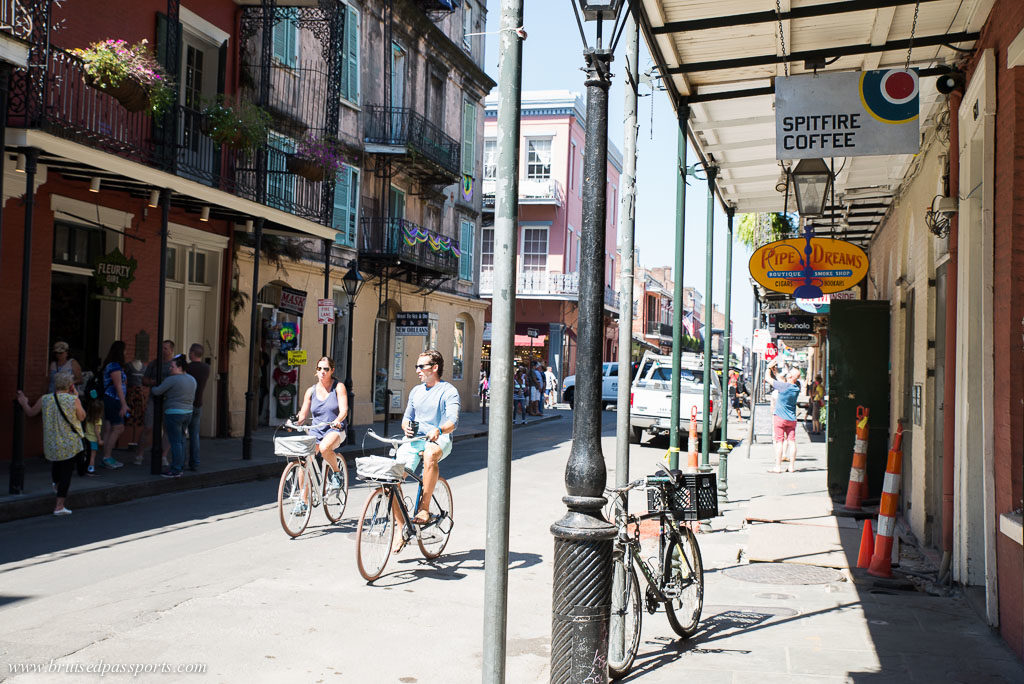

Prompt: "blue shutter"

[268,134,296,210]
[347,167,360,246]
[274,13,297,68]
[460,219,474,280]
[461,100,476,177]
[332,166,359,247]
[345,7,360,103]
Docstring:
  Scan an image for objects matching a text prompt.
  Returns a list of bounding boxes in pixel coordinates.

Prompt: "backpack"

[83,368,103,400]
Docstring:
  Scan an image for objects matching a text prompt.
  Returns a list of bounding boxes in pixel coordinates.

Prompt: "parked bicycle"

[274,419,349,538]
[605,464,716,678]
[354,428,454,581]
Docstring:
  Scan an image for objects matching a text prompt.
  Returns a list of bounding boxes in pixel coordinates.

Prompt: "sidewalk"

[639,417,1024,682]
[0,410,562,523]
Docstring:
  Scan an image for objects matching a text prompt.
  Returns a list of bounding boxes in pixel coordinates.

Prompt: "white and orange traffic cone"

[686,406,699,471]
[868,422,905,578]
[842,406,870,511]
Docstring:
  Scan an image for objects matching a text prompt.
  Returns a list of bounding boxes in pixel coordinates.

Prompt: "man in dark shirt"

[135,339,174,465]
[185,343,211,471]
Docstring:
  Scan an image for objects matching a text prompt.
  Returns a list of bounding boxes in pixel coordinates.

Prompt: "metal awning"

[638,0,990,245]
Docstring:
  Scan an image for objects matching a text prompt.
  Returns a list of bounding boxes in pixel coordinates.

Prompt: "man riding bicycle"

[394,349,460,543]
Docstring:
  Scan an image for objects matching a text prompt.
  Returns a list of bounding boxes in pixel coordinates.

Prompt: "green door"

[827,300,890,500]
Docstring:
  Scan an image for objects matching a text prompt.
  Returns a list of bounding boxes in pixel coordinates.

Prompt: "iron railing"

[481,178,564,207]
[241,60,330,139]
[0,0,31,42]
[478,269,620,311]
[363,105,460,177]
[360,217,458,277]
[7,46,331,226]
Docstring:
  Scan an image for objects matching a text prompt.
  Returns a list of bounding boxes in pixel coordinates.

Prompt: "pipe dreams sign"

[749,237,869,296]
[775,69,920,158]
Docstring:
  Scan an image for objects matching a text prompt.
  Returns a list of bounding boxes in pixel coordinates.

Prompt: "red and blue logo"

[859,69,919,124]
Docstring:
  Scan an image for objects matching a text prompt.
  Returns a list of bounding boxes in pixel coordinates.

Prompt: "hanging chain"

[905,2,920,70]
[776,0,789,77]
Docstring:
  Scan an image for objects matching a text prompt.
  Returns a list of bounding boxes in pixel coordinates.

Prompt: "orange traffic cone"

[868,422,905,578]
[686,406,699,471]
[856,519,875,568]
[843,406,870,511]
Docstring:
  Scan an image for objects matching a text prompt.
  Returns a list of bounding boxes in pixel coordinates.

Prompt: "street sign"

[764,342,778,362]
[526,327,540,338]
[752,328,771,354]
[278,287,307,316]
[749,237,869,295]
[395,312,430,336]
[316,298,335,325]
[287,350,307,366]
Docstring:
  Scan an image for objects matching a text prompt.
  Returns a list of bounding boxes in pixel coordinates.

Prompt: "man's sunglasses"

[415,363,435,370]
[316,366,331,371]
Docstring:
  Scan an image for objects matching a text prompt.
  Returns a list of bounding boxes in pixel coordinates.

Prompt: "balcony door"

[179,28,224,184]
[390,42,406,139]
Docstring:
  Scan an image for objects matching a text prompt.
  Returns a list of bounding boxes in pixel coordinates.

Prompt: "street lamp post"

[551,2,629,681]
[341,262,364,448]
[718,207,735,500]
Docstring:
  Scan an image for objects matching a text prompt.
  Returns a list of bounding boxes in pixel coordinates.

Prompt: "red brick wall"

[961,0,1024,659]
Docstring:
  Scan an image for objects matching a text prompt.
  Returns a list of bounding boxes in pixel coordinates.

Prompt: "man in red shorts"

[767,360,801,473]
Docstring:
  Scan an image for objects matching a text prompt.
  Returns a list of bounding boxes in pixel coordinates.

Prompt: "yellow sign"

[287,350,307,366]
[749,237,869,296]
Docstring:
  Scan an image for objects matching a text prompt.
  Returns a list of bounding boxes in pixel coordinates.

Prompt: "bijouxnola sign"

[749,237,869,297]
[775,69,920,159]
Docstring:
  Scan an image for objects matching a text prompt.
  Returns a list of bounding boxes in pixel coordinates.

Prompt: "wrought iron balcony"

[645,321,673,337]
[363,105,460,184]
[0,0,31,43]
[481,178,564,208]
[478,269,620,312]
[240,60,331,140]
[359,217,459,278]
[7,46,331,227]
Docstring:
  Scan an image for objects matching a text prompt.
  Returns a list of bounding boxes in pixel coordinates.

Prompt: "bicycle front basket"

[646,473,719,521]
[355,455,406,481]
[274,433,316,459]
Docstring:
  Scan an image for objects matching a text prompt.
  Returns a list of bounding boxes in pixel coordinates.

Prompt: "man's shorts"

[395,433,453,473]
[143,398,155,429]
[773,415,797,442]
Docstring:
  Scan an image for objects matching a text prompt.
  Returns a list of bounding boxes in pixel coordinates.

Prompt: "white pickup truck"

[561,362,621,410]
[629,351,723,445]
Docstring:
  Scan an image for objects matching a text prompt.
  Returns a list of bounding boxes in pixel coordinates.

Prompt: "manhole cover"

[724,563,845,585]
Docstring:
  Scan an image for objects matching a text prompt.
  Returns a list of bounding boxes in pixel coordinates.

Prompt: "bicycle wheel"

[663,525,704,638]
[278,461,312,538]
[416,477,453,559]
[608,559,642,679]
[356,486,394,581]
[321,457,349,523]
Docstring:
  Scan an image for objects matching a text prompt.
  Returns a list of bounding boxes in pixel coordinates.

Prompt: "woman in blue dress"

[294,356,348,490]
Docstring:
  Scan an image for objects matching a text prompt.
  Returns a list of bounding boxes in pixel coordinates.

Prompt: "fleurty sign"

[775,69,920,159]
[749,237,869,296]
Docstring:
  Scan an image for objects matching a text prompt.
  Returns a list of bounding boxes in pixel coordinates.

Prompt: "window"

[426,70,444,126]
[526,139,552,180]
[483,139,496,180]
[459,218,475,281]
[481,227,494,272]
[267,133,297,210]
[425,206,441,232]
[187,250,208,285]
[339,5,360,104]
[521,226,548,272]
[52,222,104,268]
[272,9,299,69]
[462,99,477,177]
[569,141,576,191]
[332,164,360,247]
[462,1,474,51]
[166,246,180,282]
[452,319,466,381]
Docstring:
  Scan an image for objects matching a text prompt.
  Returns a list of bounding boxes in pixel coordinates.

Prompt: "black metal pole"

[9,147,37,494]
[322,239,330,357]
[344,279,356,447]
[151,190,171,475]
[242,218,264,460]
[550,47,616,684]
[0,64,11,272]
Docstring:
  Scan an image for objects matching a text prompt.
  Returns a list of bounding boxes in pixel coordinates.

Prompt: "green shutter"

[332,166,359,247]
[345,7,360,103]
[348,167,360,245]
[461,101,475,177]
[268,134,296,210]
[274,13,297,67]
[460,219,474,280]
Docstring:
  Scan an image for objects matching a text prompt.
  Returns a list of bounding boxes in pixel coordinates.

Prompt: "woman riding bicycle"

[294,356,348,491]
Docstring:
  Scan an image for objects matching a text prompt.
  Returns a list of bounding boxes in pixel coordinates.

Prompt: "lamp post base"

[717,443,731,501]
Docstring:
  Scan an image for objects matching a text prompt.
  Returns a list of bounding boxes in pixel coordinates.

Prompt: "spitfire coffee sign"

[775,69,920,158]
[749,237,869,296]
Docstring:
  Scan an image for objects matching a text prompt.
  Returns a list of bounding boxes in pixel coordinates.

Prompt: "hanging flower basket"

[85,73,150,112]
[286,154,328,182]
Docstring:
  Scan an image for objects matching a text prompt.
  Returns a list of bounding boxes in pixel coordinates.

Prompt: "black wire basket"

[647,472,719,521]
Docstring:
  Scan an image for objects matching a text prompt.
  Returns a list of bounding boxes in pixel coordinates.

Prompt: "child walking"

[83,392,104,476]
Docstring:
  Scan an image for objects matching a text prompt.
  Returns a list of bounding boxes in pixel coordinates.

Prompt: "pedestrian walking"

[82,393,104,476]
[46,341,83,394]
[529,360,544,416]
[512,366,528,424]
[185,343,211,471]
[16,371,85,515]
[544,365,557,409]
[99,341,129,469]
[810,375,824,434]
[767,360,801,473]
[152,354,197,478]
[135,340,174,466]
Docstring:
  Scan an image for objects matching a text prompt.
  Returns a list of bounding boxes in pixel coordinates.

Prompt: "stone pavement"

[618,416,1024,682]
[0,409,561,523]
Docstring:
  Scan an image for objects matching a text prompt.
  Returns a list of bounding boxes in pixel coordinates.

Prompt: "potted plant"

[286,134,350,182]
[200,97,272,151]
[70,39,175,115]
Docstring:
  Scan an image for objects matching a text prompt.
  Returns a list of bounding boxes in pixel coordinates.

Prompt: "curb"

[0,415,562,523]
